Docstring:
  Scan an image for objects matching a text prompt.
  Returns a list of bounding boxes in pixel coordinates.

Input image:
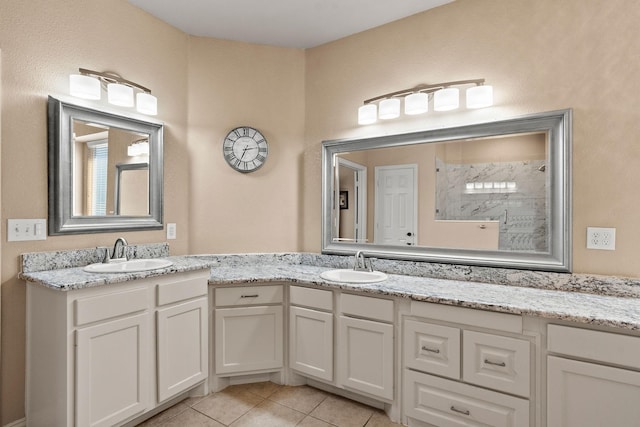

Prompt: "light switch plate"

[7,219,47,241]
[166,223,177,240]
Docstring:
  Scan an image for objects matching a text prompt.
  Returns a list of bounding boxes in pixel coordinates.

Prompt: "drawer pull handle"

[421,346,440,354]
[450,406,470,416]
[484,359,506,367]
[240,294,259,298]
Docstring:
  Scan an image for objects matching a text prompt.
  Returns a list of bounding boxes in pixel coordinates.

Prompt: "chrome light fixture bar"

[358,78,492,125]
[69,68,158,115]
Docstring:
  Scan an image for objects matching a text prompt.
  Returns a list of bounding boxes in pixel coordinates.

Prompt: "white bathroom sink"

[320,269,388,284]
[83,259,173,273]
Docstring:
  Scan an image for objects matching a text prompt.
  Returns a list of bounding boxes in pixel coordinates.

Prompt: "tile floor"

[138,382,403,427]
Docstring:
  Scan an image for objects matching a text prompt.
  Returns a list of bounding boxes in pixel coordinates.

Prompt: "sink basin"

[320,269,388,284]
[83,259,173,273]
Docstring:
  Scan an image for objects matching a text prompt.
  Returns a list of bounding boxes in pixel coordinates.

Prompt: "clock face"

[222,126,268,173]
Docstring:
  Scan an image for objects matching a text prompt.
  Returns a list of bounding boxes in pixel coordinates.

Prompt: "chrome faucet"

[103,237,129,263]
[353,250,373,272]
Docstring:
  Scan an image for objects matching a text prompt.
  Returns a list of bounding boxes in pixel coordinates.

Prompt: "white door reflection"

[374,164,417,246]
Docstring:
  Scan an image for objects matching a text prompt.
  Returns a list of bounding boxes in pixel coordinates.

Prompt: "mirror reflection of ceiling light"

[358,78,493,125]
[128,140,150,157]
[465,181,516,193]
[69,68,158,115]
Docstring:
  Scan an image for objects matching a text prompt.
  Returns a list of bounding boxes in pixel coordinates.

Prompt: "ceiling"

[127,0,454,49]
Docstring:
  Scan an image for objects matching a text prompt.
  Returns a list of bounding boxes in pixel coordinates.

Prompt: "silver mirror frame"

[48,96,164,235]
[322,109,572,272]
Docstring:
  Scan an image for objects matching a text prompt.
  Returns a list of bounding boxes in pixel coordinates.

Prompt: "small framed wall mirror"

[322,109,572,272]
[48,96,164,235]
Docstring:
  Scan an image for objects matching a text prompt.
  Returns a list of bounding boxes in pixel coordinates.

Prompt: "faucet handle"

[99,247,111,263]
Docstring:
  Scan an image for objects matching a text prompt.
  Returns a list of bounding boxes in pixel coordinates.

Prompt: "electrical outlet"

[586,227,616,250]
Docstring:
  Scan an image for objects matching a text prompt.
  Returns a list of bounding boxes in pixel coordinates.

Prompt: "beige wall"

[2,0,640,424]
[303,0,640,278]
[0,2,305,422]
[0,1,191,423]
[186,37,305,254]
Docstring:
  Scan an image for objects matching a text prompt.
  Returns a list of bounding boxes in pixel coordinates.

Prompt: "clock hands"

[240,145,258,160]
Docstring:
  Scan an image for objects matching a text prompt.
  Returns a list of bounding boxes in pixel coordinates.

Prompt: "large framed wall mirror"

[48,96,163,234]
[322,109,572,272]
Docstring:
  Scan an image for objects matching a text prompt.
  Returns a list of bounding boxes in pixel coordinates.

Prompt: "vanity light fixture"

[379,98,401,120]
[433,87,459,111]
[107,82,134,107]
[69,68,158,115]
[358,104,378,125]
[357,78,492,125]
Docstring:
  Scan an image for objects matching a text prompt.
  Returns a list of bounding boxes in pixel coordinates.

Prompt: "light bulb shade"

[434,87,459,111]
[107,83,134,107]
[136,92,158,115]
[466,85,494,109]
[404,92,429,115]
[379,98,401,120]
[69,74,101,100]
[358,104,378,125]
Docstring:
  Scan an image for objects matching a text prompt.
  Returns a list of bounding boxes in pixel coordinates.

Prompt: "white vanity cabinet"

[156,275,209,403]
[403,302,531,427]
[338,293,394,401]
[289,285,334,381]
[214,284,284,374]
[547,324,640,427]
[74,288,152,427]
[26,269,210,427]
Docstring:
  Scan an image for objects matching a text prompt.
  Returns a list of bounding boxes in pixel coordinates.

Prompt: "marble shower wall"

[435,159,548,251]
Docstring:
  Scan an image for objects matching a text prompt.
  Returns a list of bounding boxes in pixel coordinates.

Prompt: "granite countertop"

[207,264,640,331]
[19,248,640,332]
[20,255,215,291]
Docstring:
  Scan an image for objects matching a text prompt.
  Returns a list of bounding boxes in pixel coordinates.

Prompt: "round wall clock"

[222,126,269,173]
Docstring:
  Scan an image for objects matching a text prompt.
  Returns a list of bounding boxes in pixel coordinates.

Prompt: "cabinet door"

[76,313,150,427]
[215,305,283,374]
[338,316,393,400]
[290,306,333,381]
[548,356,640,427]
[157,298,208,403]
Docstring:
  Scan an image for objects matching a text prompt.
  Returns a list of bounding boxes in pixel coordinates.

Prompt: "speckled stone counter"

[207,263,640,331]
[19,248,640,331]
[20,243,215,291]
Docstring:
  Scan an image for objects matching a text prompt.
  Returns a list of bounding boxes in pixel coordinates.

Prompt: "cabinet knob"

[421,346,440,354]
[406,232,413,236]
[240,294,259,298]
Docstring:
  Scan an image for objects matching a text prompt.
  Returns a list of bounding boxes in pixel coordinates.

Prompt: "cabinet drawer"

[404,319,460,379]
[340,293,393,322]
[463,330,531,398]
[404,369,529,427]
[75,287,148,326]
[290,286,333,311]
[411,301,523,334]
[548,324,640,369]
[157,276,206,306]
[215,285,283,306]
